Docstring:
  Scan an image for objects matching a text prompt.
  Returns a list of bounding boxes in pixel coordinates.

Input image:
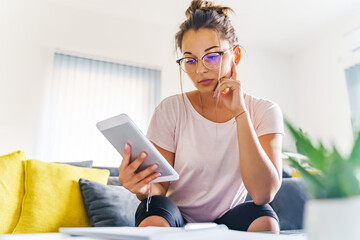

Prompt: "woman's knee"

[247,216,280,233]
[138,215,171,227]
[135,195,184,227]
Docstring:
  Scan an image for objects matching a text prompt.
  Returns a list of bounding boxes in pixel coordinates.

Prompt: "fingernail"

[220,84,227,91]
[152,164,158,170]
[155,172,162,177]
[124,143,130,151]
[141,152,147,159]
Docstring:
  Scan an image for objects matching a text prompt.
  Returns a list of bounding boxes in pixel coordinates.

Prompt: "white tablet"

[96,113,179,183]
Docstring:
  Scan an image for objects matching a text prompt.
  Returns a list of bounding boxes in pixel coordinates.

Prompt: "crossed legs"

[138,215,279,232]
[136,196,280,232]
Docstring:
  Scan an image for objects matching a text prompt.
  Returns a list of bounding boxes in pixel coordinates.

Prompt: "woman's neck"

[198,91,225,110]
[185,90,235,123]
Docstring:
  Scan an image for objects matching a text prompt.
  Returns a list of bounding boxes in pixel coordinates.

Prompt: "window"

[38,53,161,166]
[344,26,360,133]
[345,64,360,132]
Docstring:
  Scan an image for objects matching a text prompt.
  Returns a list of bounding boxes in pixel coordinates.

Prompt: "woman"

[118,0,284,232]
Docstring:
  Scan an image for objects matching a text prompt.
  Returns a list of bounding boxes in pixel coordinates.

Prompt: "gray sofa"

[81,167,308,231]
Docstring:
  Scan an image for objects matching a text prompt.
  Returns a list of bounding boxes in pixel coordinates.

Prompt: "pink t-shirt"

[146,93,284,223]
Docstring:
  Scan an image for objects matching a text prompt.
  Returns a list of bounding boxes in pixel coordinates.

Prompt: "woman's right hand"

[118,143,161,195]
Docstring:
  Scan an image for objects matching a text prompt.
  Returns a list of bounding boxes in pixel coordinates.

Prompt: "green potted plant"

[284,120,360,240]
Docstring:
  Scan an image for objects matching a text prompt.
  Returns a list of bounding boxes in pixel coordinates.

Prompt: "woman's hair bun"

[185,0,233,19]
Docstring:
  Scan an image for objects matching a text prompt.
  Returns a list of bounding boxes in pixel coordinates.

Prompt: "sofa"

[0,150,308,234]
[87,167,308,231]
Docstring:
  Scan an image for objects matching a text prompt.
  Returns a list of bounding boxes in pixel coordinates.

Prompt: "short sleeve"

[253,101,285,137]
[146,96,178,153]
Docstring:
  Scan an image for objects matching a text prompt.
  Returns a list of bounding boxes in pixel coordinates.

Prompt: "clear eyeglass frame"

[176,49,231,73]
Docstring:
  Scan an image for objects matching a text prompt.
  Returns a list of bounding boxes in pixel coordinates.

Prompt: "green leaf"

[284,118,360,199]
[349,131,360,166]
[287,156,324,192]
[336,163,360,197]
[327,145,343,172]
[284,120,327,171]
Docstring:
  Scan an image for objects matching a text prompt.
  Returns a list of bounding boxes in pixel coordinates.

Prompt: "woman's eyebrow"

[183,46,220,55]
[204,46,219,52]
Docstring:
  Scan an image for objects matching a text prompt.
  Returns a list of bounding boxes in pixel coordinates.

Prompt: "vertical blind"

[345,64,360,131]
[39,53,161,166]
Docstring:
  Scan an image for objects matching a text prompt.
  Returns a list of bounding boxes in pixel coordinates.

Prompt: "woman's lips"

[198,79,213,86]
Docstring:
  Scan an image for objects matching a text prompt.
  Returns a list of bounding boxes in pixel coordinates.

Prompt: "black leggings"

[135,195,279,231]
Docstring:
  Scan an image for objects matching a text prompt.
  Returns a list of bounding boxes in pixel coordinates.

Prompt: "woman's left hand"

[214,59,247,116]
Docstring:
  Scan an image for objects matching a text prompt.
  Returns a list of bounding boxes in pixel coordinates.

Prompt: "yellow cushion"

[292,168,321,178]
[0,151,26,234]
[13,159,110,233]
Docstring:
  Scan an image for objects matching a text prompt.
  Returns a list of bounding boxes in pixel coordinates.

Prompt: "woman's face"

[181,28,233,94]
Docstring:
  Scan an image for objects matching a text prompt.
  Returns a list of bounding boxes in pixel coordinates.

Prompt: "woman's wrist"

[233,110,248,119]
[232,104,247,118]
[136,193,147,201]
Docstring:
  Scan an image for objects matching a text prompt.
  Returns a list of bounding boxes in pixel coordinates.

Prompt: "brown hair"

[175,0,239,51]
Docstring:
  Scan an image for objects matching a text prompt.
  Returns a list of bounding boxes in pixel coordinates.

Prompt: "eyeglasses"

[176,49,231,73]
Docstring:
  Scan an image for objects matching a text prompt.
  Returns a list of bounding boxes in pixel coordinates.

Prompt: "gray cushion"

[271,178,308,230]
[56,160,93,168]
[79,178,140,227]
[107,176,122,186]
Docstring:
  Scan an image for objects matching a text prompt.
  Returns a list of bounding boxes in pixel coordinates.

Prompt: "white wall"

[238,46,296,151]
[0,0,168,159]
[4,0,356,162]
[290,11,360,155]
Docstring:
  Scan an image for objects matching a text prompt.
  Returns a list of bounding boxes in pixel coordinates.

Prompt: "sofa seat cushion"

[0,150,26,234]
[12,159,110,233]
[79,178,140,227]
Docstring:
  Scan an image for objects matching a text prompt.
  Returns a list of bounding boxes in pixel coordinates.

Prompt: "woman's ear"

[233,46,241,65]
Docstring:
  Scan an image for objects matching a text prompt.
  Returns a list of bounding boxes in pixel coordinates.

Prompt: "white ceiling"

[50,0,360,55]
